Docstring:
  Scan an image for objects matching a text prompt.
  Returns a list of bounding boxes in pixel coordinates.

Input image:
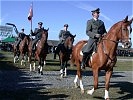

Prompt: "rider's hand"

[95,34,101,38]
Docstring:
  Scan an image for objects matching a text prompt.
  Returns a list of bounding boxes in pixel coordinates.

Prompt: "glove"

[95,34,101,38]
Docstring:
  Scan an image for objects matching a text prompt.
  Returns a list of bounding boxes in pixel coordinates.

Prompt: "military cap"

[91,8,100,13]
[21,28,24,31]
[64,24,69,27]
[38,22,43,25]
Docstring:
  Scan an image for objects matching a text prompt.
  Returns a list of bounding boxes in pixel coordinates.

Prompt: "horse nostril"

[125,42,129,45]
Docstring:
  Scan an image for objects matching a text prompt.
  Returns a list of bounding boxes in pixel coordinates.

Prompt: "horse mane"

[103,21,122,39]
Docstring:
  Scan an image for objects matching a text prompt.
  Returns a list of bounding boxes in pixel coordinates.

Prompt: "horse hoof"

[81,90,85,94]
[64,74,67,77]
[74,82,78,88]
[60,73,63,78]
[87,90,93,95]
[41,72,43,75]
[38,68,40,74]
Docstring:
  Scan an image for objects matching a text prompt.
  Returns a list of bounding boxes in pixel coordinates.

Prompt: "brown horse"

[72,16,132,99]
[19,35,30,66]
[13,35,29,65]
[28,28,49,75]
[56,34,76,78]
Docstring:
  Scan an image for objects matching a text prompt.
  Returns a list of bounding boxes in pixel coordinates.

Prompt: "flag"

[28,3,33,21]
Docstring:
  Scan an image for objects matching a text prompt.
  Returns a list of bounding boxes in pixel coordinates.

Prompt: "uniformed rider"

[15,28,26,49]
[31,22,44,50]
[81,8,107,69]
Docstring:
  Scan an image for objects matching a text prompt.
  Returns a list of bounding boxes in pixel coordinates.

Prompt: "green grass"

[114,61,133,71]
[0,50,133,71]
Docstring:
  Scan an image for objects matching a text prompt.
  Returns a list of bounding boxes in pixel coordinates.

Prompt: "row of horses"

[13,16,132,100]
[13,28,49,75]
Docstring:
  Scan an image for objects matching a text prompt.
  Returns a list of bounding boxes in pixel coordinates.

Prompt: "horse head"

[64,34,76,49]
[119,16,133,48]
[41,28,49,42]
[107,16,133,49]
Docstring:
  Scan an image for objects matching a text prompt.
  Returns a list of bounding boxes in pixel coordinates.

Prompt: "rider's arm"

[31,28,38,36]
[59,30,63,40]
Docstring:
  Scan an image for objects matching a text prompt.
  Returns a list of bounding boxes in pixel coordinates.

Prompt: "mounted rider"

[14,28,26,50]
[58,24,73,44]
[81,8,107,69]
[54,24,73,59]
[30,22,44,50]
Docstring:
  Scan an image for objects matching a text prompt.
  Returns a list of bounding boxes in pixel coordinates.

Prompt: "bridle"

[102,22,131,44]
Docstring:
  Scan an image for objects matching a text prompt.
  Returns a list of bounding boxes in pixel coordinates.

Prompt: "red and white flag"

[28,3,33,21]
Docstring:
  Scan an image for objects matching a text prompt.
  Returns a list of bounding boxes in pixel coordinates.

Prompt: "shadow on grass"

[93,81,133,100]
[92,71,132,100]
[0,52,69,100]
[112,81,133,100]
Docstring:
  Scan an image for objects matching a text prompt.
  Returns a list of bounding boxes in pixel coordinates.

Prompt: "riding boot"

[54,53,56,59]
[80,53,89,69]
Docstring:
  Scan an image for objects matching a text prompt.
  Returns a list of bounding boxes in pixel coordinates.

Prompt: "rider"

[54,24,73,59]
[58,24,73,45]
[31,22,44,50]
[15,28,26,49]
[81,8,107,69]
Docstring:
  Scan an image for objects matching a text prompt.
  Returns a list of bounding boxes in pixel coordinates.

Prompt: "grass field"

[0,51,132,71]
[0,51,133,100]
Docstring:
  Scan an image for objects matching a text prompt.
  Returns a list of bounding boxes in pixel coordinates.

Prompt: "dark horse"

[71,16,132,99]
[28,28,49,75]
[55,34,76,78]
[13,35,30,65]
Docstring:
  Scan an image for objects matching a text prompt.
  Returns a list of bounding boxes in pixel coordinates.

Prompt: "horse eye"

[123,28,126,31]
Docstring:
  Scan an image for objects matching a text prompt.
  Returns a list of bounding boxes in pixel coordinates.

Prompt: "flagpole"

[31,15,32,31]
[28,2,33,32]
[31,2,33,31]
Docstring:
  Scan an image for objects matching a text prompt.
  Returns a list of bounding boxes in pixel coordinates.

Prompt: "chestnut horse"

[72,16,132,99]
[28,28,49,75]
[13,35,29,65]
[19,35,30,66]
[56,34,76,78]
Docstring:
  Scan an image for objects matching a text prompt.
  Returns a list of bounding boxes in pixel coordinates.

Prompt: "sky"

[0,0,133,46]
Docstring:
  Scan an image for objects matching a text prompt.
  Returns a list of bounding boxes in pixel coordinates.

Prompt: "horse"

[19,35,30,66]
[13,35,29,64]
[56,34,76,78]
[28,28,49,75]
[72,16,133,99]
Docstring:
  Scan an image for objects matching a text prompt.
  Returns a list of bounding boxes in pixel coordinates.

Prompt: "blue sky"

[0,0,133,46]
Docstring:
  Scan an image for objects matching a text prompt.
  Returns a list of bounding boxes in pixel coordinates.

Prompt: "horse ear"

[128,17,133,25]
[123,16,128,22]
[47,28,49,31]
[74,34,76,38]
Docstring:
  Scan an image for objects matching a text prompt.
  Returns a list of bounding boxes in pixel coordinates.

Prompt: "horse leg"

[40,57,44,75]
[14,50,19,63]
[87,68,98,95]
[13,51,17,63]
[74,60,84,93]
[29,51,32,71]
[60,62,64,78]
[36,55,41,74]
[104,69,113,100]
[21,53,24,66]
[64,61,67,77]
